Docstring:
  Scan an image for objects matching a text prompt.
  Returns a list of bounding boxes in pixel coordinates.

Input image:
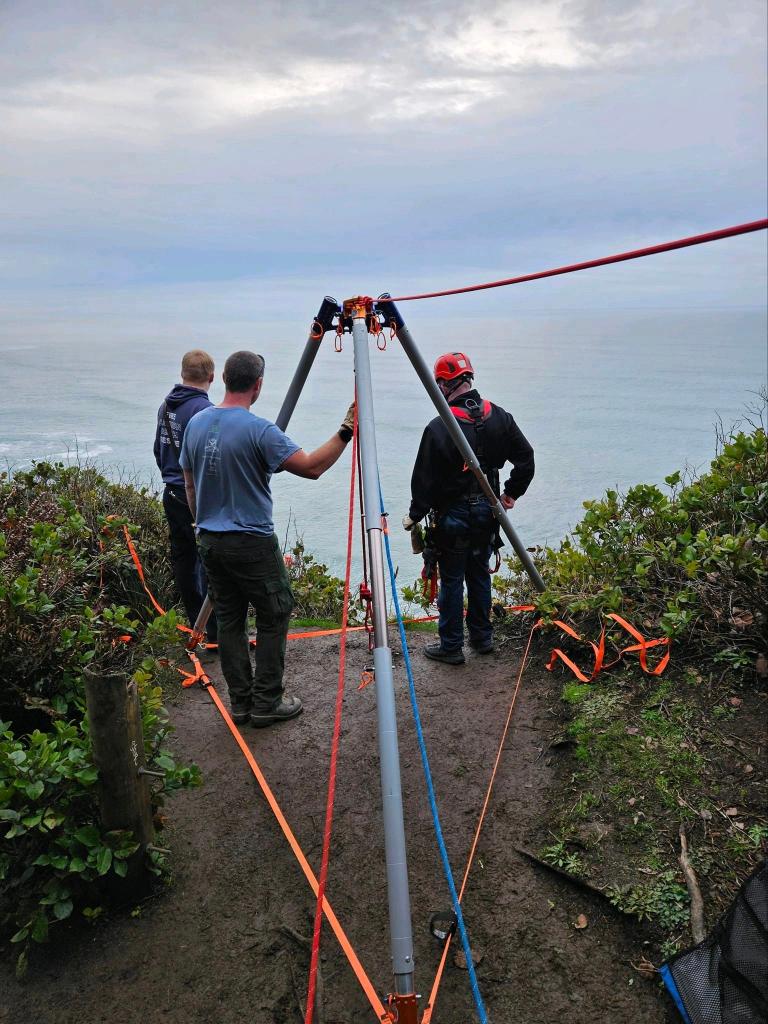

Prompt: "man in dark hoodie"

[154,349,217,645]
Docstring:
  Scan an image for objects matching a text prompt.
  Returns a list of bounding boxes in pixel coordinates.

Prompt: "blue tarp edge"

[659,964,694,1024]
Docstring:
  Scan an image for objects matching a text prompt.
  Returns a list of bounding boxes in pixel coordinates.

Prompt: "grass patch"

[289,616,343,630]
[538,664,767,954]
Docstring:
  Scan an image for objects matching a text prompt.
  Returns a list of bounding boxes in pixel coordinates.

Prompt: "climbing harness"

[416,399,503,595]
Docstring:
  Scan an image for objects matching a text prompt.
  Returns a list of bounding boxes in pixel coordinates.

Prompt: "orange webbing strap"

[185,665,392,1022]
[287,614,440,640]
[421,616,538,1024]
[119,524,193,634]
[305,410,358,1024]
[545,618,604,682]
[121,524,169,617]
[545,614,669,681]
[607,613,671,675]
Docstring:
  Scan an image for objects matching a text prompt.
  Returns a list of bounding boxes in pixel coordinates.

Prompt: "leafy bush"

[0,462,199,971]
[1,461,173,721]
[493,418,767,671]
[607,871,691,931]
[283,540,353,622]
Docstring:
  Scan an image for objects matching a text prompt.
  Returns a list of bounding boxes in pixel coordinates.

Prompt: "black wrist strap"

[338,426,353,443]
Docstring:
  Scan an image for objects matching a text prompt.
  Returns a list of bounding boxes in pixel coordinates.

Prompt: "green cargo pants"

[198,530,295,712]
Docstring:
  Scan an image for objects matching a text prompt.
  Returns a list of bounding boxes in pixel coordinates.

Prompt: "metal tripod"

[186,293,545,1020]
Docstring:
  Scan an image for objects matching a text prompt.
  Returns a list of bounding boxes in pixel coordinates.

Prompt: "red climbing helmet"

[433,352,474,382]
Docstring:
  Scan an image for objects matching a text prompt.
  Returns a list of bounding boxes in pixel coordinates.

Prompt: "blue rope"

[379,489,488,1024]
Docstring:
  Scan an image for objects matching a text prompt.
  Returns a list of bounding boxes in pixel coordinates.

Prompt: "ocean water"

[2,309,766,581]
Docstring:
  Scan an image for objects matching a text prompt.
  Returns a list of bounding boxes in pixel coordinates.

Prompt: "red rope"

[304,408,358,1024]
[387,218,768,302]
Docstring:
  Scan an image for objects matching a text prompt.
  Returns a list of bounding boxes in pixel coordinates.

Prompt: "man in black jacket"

[153,349,217,646]
[403,351,534,664]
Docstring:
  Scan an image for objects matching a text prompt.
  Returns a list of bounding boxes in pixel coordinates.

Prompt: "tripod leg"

[377,294,546,594]
[186,296,340,648]
[276,295,339,431]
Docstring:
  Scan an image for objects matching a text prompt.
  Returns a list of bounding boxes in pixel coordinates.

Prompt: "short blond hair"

[181,349,214,385]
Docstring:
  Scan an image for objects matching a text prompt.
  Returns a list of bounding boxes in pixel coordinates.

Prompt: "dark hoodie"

[408,388,534,521]
[153,384,213,487]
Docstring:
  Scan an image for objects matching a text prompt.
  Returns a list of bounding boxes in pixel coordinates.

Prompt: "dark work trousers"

[162,485,217,642]
[198,531,295,711]
[435,498,495,652]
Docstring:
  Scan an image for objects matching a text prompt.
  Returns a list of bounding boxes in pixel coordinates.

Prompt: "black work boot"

[230,698,252,725]
[250,695,303,728]
[423,643,465,666]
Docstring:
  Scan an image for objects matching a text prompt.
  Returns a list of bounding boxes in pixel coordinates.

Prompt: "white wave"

[48,444,113,460]
[41,431,96,442]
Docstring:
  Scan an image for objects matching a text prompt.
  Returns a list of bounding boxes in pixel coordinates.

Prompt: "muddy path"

[2,631,674,1023]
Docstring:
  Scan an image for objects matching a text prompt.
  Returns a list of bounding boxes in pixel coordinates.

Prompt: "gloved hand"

[402,515,415,531]
[500,494,516,510]
[340,401,356,433]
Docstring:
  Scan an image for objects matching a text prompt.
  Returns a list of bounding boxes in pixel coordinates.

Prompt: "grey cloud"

[0,0,764,310]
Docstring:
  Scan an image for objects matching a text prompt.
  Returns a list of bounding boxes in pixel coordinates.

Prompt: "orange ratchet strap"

[117,524,192,633]
[545,613,670,681]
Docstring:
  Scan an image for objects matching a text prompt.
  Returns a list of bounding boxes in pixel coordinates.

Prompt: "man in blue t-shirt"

[180,350,354,727]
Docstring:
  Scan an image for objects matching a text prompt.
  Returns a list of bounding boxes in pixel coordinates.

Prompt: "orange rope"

[421,618,537,1024]
[181,661,392,1022]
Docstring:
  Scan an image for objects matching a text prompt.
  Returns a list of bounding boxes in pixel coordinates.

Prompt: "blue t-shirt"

[179,407,300,535]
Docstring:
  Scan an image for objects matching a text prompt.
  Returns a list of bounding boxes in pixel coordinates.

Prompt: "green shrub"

[283,540,355,622]
[0,461,173,721]
[0,462,199,971]
[493,420,767,671]
[607,871,690,930]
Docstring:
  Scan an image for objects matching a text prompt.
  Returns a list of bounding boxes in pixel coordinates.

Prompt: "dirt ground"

[1,630,676,1023]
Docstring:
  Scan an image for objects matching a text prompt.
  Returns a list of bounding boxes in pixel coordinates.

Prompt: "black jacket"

[153,384,212,487]
[408,390,534,521]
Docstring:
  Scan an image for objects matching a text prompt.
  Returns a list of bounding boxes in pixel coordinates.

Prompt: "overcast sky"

[1,0,766,328]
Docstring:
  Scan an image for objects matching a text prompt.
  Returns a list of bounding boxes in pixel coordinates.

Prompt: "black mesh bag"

[660,858,768,1024]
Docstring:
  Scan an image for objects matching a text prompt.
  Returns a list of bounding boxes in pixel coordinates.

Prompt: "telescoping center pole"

[347,297,419,1023]
[377,294,546,594]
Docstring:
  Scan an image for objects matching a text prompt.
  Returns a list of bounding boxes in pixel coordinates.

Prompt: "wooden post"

[84,669,155,896]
